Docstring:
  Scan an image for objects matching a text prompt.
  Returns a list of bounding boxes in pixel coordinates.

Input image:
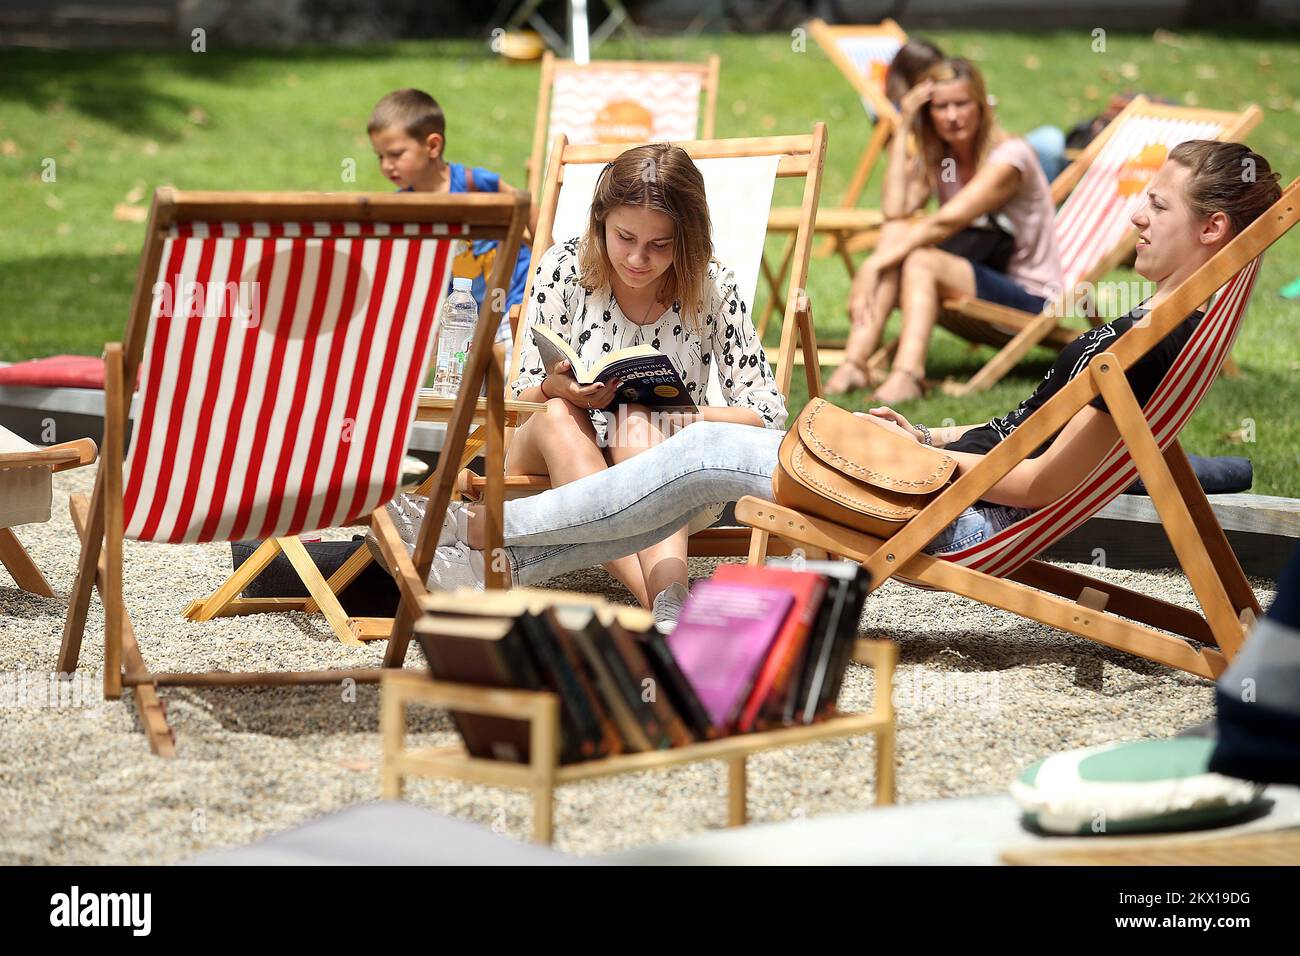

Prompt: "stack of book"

[415,564,871,765]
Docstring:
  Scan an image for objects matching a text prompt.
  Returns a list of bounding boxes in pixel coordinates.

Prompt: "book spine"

[610,623,694,747]
[797,578,852,724]
[816,573,873,719]
[778,578,846,726]
[593,626,671,749]
[749,577,827,731]
[421,634,533,763]
[638,631,720,740]
[571,625,653,752]
[516,612,596,762]
[545,611,623,757]
[734,578,826,733]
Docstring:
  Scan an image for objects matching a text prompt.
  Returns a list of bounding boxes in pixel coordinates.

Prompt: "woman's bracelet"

[915,422,933,446]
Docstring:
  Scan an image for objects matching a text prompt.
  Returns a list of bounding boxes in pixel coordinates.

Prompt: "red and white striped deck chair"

[927,97,1262,396]
[56,188,529,756]
[759,18,906,338]
[525,51,720,197]
[739,178,1299,681]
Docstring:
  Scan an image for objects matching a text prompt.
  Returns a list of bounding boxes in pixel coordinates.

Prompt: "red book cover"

[713,565,827,732]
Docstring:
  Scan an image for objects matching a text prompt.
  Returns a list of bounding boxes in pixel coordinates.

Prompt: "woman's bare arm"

[869,161,1021,273]
[947,406,1119,509]
[881,128,929,220]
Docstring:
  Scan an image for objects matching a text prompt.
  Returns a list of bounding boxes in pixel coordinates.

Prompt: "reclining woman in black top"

[386,142,1283,609]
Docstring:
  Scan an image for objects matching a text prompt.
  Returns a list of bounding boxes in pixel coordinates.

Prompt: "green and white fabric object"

[1011,738,1264,835]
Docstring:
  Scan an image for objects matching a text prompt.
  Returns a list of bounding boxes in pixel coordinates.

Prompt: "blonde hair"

[577,143,713,330]
[917,58,1005,191]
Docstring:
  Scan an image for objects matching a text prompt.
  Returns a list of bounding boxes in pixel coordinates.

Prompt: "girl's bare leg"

[504,397,650,605]
[826,220,910,394]
[872,247,977,405]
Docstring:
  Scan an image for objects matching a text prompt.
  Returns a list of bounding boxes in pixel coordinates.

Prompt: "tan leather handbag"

[772,398,958,537]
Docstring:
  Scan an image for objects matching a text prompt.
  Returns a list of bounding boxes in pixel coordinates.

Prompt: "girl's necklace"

[619,292,661,327]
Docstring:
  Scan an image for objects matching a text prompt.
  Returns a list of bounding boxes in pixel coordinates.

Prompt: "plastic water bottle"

[432,277,478,397]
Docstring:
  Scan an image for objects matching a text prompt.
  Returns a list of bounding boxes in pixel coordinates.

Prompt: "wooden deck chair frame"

[757,18,905,339]
[736,178,1298,681]
[525,51,721,198]
[457,126,829,565]
[56,188,529,756]
[0,437,97,600]
[879,98,1263,397]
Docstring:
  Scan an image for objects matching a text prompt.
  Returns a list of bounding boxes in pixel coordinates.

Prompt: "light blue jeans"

[499,420,1032,584]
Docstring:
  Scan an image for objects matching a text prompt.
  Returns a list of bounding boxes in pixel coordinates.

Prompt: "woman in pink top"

[827,58,1064,403]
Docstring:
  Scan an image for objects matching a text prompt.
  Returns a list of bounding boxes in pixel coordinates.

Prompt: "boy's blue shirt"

[401,162,530,313]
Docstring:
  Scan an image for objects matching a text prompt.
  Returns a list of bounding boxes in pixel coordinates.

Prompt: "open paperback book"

[530,324,700,412]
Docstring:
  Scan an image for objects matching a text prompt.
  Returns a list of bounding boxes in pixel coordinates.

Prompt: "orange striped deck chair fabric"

[809,18,904,125]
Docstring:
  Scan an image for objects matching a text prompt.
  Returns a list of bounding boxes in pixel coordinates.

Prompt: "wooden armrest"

[0,437,97,471]
[792,294,823,399]
[48,437,98,472]
[369,506,427,612]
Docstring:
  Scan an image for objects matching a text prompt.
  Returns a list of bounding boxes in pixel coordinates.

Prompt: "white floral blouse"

[511,238,787,442]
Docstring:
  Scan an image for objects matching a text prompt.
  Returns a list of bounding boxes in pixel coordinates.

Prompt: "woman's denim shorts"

[970,262,1048,314]
[923,504,1035,556]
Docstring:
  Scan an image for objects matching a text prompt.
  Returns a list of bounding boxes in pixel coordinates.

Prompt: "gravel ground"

[0,468,1270,864]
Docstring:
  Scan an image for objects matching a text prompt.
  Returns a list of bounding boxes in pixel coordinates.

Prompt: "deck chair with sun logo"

[525,51,720,198]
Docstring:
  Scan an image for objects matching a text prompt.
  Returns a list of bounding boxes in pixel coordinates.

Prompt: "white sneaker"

[425,542,485,593]
[652,582,690,634]
[384,493,469,549]
[366,522,482,592]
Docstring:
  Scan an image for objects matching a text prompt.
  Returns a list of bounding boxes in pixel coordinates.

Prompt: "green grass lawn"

[2,30,1297,494]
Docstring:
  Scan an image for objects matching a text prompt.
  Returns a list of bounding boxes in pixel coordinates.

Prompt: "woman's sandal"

[825,355,880,396]
[870,368,929,404]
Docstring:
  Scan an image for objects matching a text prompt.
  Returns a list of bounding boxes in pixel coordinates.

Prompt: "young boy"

[367,88,533,362]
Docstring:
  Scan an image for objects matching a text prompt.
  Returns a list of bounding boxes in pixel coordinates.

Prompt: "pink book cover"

[665,581,794,729]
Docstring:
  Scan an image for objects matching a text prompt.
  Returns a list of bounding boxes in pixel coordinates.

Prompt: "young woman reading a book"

[388,143,1278,599]
[401,144,786,630]
[825,58,1064,403]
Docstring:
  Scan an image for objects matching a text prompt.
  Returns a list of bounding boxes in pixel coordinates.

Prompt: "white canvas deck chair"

[898,98,1262,396]
[738,178,1299,680]
[0,427,96,604]
[525,51,721,198]
[466,126,829,558]
[57,188,528,755]
[758,17,905,337]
